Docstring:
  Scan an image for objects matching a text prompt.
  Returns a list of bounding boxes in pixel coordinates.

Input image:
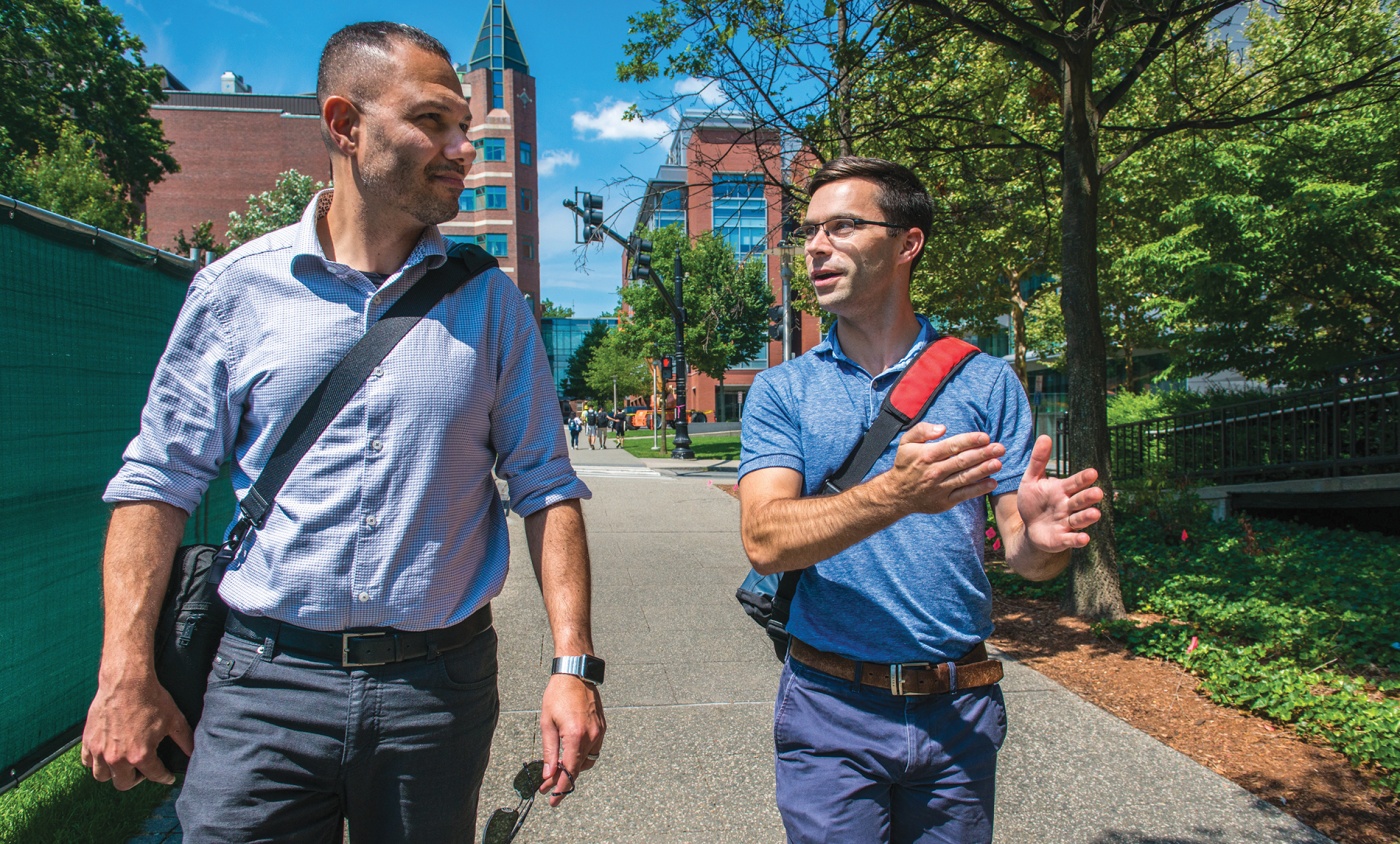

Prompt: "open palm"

[1016,435,1104,552]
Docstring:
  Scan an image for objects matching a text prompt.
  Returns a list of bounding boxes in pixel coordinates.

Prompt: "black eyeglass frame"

[793,217,907,242]
[481,761,545,844]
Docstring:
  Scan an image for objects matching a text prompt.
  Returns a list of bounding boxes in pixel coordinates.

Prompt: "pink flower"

[1181,529,1189,542]
[1187,636,1199,653]
[992,538,1002,551]
[985,528,997,539]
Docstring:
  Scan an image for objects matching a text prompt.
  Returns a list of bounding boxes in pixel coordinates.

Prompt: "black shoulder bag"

[736,336,982,661]
[153,244,497,772]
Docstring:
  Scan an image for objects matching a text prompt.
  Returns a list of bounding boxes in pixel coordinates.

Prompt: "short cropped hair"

[806,157,933,274]
[316,22,452,150]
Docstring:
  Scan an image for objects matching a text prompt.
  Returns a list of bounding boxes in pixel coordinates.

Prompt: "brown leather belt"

[789,638,1003,696]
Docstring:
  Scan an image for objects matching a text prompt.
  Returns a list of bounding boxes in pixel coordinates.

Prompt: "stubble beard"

[361,139,462,227]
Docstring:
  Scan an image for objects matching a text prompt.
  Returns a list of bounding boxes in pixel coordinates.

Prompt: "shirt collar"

[817,316,940,377]
[290,188,449,277]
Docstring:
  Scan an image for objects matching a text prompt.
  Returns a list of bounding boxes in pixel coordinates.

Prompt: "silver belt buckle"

[342,631,388,667]
[890,661,932,695]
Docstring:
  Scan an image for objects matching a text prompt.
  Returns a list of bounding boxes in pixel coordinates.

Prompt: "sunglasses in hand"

[482,760,565,844]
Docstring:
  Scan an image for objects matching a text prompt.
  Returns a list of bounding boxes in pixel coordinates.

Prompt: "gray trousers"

[177,624,500,844]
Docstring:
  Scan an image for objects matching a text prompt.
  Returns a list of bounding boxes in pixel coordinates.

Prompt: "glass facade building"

[539,317,615,398]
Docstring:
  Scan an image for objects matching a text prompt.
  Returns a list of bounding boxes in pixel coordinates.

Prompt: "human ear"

[322,95,361,157]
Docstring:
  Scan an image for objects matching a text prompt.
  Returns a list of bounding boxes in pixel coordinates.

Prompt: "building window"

[712,174,767,257]
[458,191,478,213]
[520,187,533,213]
[492,70,504,110]
[522,234,535,260]
[652,186,686,230]
[473,137,506,161]
[485,233,509,256]
[483,185,508,210]
[519,141,532,165]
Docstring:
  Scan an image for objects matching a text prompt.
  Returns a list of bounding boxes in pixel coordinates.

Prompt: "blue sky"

[118,0,723,318]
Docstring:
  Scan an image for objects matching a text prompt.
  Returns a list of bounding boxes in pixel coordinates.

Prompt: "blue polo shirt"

[738,318,1034,663]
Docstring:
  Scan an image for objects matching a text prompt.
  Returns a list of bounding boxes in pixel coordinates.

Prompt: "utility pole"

[670,250,694,459]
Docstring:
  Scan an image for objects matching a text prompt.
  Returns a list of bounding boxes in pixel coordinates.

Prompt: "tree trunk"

[1010,273,1029,389]
[1058,36,1125,620]
[718,373,725,421]
[835,0,855,157]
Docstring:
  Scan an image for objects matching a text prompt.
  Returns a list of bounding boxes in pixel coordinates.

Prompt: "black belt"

[226,605,492,668]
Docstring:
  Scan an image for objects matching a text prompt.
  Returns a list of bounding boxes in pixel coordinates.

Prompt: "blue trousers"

[774,657,1007,844]
[177,625,500,843]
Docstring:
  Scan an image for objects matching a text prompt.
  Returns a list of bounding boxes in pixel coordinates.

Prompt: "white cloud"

[673,77,728,107]
[571,98,671,142]
[207,0,267,26]
[538,149,579,178]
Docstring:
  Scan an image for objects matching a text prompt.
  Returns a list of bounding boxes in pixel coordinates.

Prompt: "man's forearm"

[99,501,188,684]
[741,475,905,574]
[524,499,594,656]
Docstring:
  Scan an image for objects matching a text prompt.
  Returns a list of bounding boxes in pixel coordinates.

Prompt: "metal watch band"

[551,655,605,686]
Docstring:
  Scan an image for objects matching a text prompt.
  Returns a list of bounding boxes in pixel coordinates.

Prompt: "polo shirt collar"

[818,316,940,377]
[290,188,449,276]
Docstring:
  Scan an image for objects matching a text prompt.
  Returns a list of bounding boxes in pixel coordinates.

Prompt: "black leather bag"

[150,244,496,773]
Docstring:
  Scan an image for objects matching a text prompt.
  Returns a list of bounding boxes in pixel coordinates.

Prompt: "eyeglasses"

[793,217,906,243]
[481,760,545,844]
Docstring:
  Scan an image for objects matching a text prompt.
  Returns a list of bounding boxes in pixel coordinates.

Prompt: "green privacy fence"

[0,197,235,793]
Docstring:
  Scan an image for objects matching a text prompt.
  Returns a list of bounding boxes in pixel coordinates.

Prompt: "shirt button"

[365,515,379,528]
[370,439,383,452]
[372,366,384,378]
[372,294,382,305]
[358,591,370,603]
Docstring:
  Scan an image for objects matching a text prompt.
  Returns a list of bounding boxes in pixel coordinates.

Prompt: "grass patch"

[0,746,171,844]
[619,432,741,461]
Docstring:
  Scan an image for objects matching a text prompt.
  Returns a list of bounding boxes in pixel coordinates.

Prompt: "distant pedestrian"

[611,411,626,449]
[586,407,599,449]
[568,414,582,449]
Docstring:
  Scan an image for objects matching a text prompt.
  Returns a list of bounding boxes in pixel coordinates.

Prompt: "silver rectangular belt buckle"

[890,661,932,695]
[342,631,388,667]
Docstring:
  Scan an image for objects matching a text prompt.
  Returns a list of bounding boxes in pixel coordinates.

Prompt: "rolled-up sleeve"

[489,280,590,517]
[103,276,236,514]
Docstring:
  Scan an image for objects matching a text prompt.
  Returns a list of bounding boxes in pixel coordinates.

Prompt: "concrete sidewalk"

[132,444,1334,843]
[482,446,1333,843]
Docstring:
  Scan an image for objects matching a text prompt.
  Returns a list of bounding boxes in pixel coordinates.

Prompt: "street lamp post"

[773,243,801,363]
[670,250,694,460]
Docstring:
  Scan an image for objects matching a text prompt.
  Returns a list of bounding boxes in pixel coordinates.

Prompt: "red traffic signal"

[660,355,673,380]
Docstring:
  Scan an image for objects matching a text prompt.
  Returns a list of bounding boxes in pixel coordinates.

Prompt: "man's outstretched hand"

[1016,435,1104,553]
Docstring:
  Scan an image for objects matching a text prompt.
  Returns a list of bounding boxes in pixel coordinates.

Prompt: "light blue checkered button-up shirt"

[105,191,590,632]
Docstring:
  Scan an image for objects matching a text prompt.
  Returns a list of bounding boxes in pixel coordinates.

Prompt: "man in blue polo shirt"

[739,157,1104,843]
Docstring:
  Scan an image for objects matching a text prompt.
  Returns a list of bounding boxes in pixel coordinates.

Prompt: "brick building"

[143,72,328,254]
[634,111,821,421]
[141,2,540,312]
[443,0,540,314]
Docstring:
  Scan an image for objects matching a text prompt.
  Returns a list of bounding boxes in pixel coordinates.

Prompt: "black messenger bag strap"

[237,244,497,531]
[767,336,982,647]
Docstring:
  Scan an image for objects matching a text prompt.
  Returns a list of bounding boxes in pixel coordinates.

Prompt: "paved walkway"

[131,440,1334,843]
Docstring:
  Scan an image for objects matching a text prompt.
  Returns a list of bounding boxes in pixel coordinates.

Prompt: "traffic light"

[660,355,673,381]
[767,305,785,341]
[629,236,653,281]
[580,192,603,242]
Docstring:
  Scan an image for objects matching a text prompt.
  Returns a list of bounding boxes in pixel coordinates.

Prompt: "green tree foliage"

[172,221,227,260]
[0,0,176,210]
[562,320,611,403]
[226,170,326,248]
[585,331,652,406]
[1129,104,1400,387]
[6,123,132,234]
[540,299,575,318]
[617,225,772,381]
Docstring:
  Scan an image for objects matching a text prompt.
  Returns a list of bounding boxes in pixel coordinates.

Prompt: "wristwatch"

[551,655,606,686]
